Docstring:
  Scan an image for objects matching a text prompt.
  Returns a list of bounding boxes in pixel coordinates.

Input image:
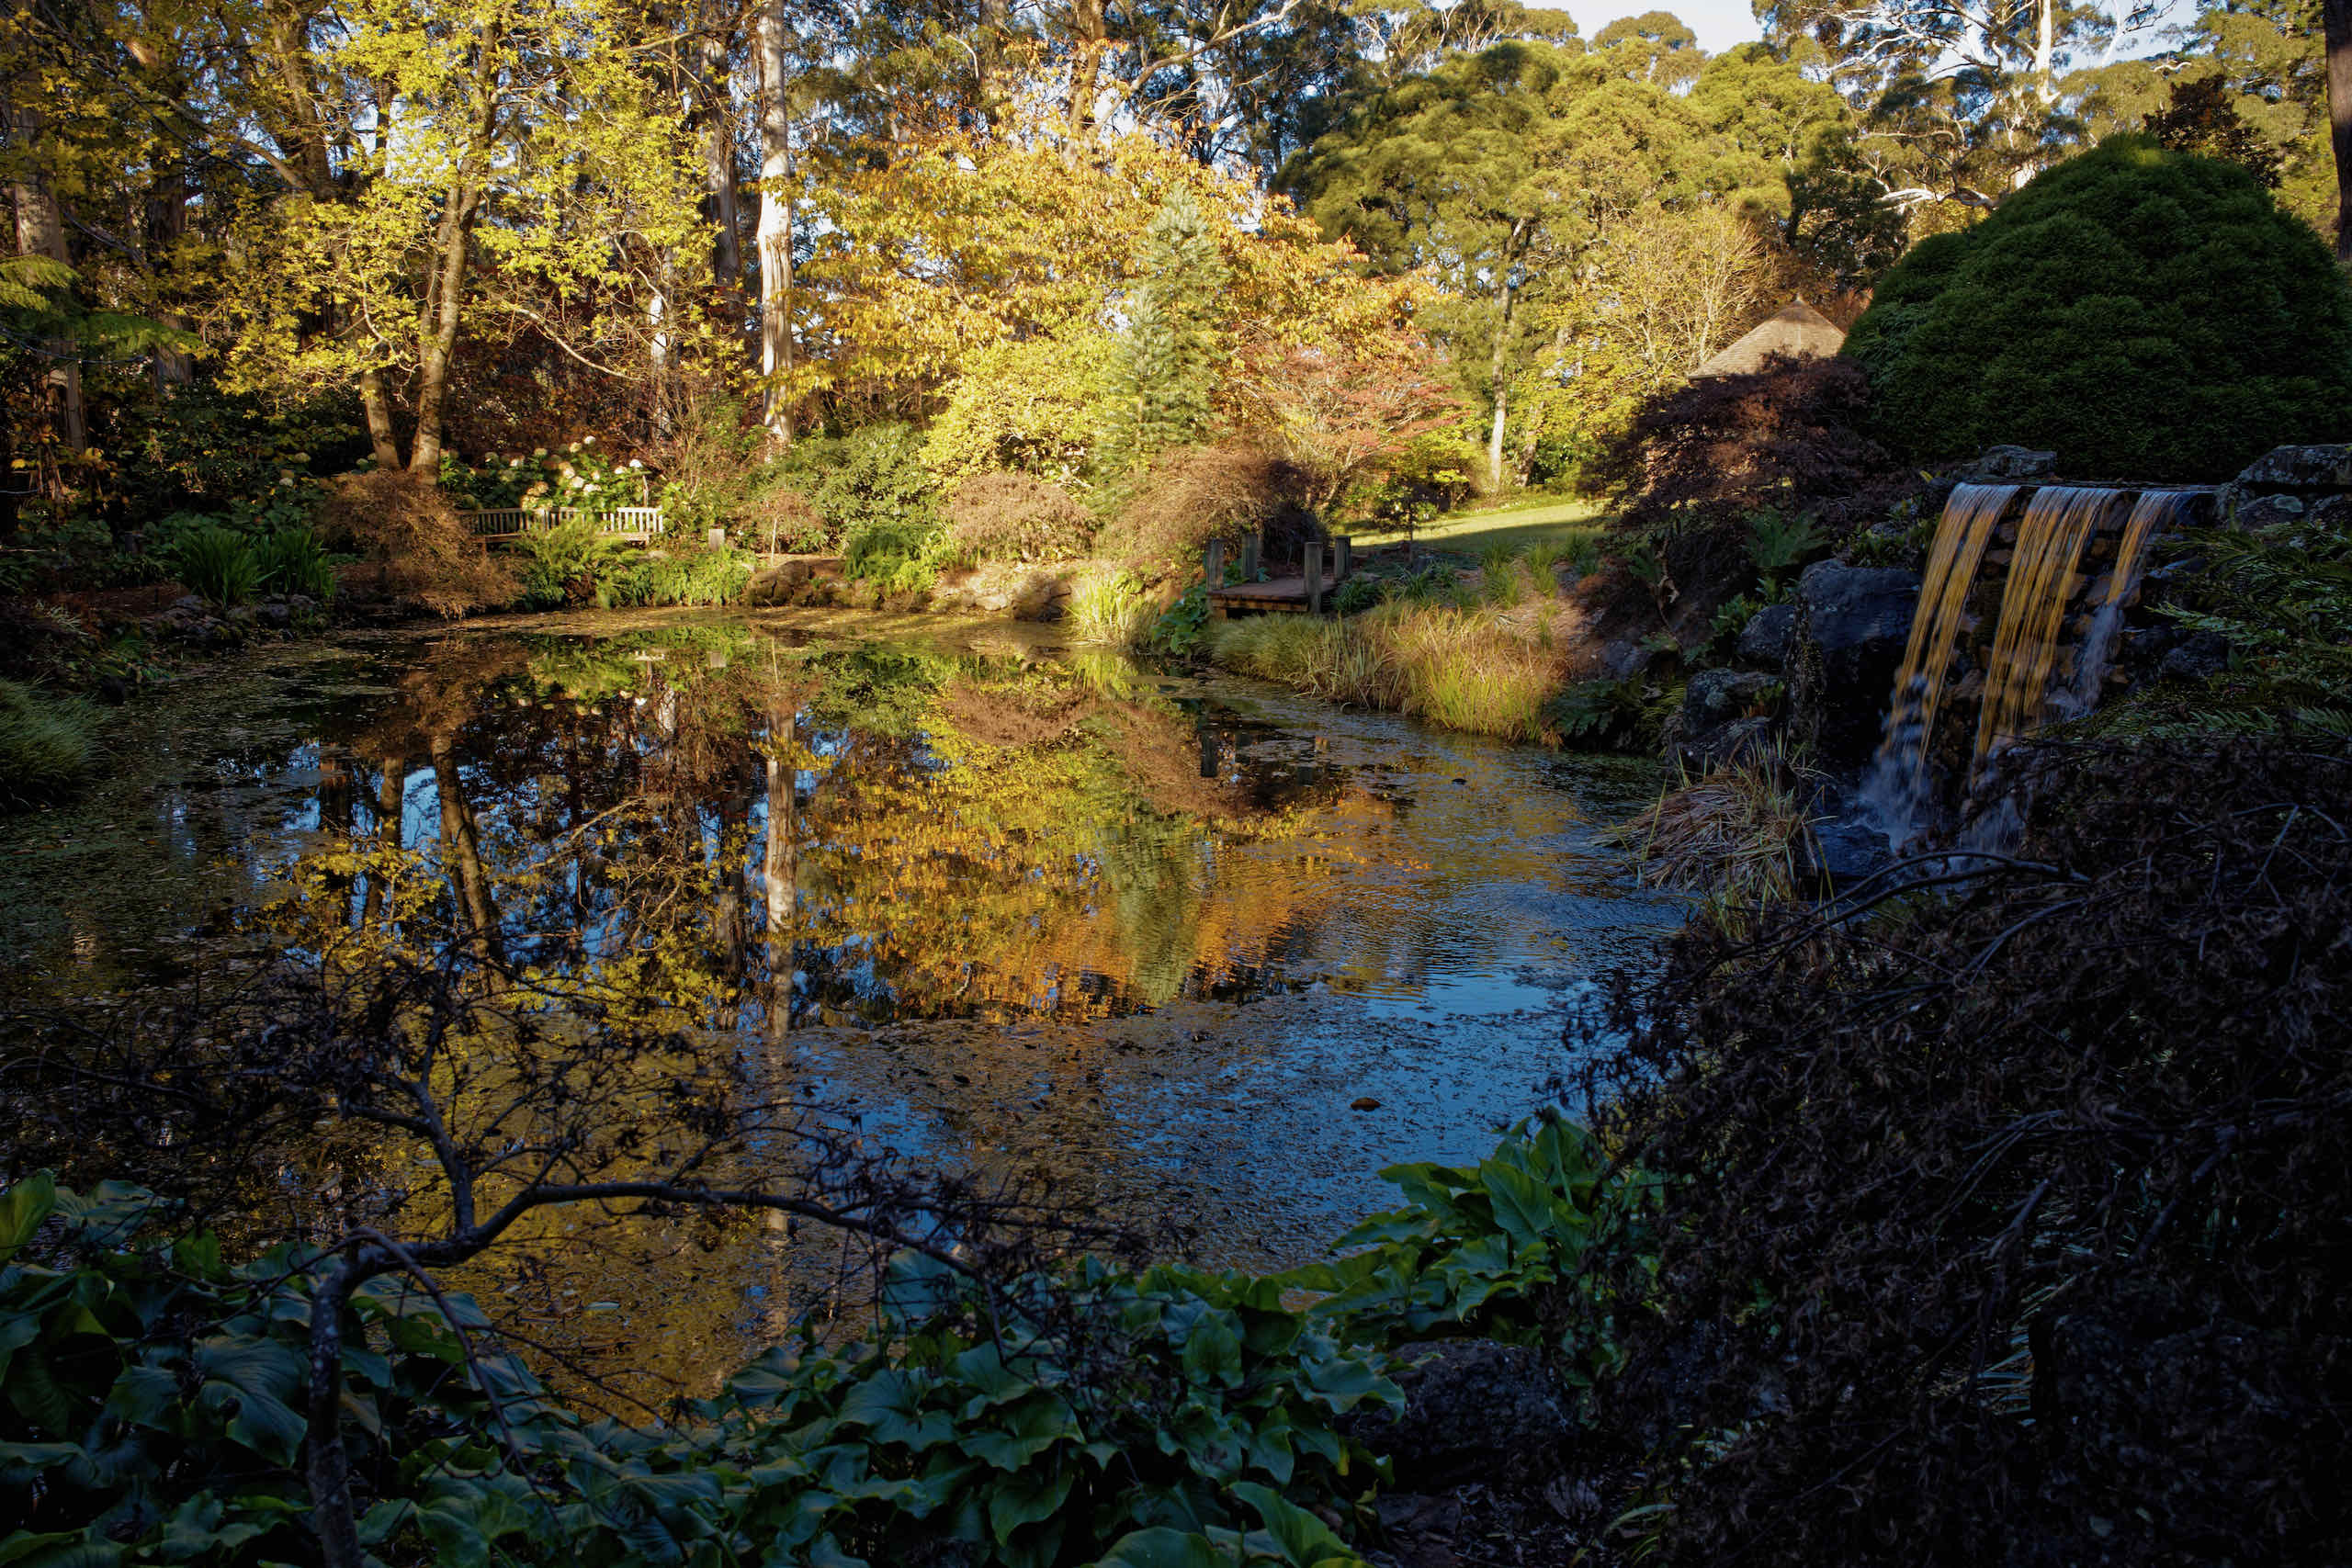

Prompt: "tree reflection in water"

[4,619,1668,1397]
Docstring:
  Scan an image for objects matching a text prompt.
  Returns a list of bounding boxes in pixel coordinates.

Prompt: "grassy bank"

[1207,601,1565,741]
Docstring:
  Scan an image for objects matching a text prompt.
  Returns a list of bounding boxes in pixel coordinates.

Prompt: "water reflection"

[0,615,1674,1389]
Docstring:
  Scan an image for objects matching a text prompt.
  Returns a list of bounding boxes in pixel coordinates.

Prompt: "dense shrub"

[513,516,624,608]
[945,471,1098,562]
[1842,137,2352,480]
[322,471,515,617]
[740,481,827,553]
[1590,357,1907,630]
[1582,739,2352,1566]
[788,423,938,541]
[1114,444,1316,567]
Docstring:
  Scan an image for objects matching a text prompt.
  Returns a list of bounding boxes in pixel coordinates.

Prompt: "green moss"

[1843,137,2352,481]
[0,679,103,808]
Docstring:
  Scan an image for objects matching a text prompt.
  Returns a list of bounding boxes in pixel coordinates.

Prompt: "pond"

[0,610,1674,1393]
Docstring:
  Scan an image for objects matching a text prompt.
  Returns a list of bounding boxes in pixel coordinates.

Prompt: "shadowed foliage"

[1577,739,2352,1566]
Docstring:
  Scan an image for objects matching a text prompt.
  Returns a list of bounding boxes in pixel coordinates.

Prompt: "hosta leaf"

[1095,1528,1229,1568]
[984,1461,1071,1545]
[0,1176,57,1263]
[1231,1482,1351,1566]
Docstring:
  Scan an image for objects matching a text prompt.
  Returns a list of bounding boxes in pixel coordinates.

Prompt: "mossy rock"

[1843,137,2352,482]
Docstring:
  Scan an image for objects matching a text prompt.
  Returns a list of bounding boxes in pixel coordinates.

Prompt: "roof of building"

[1690,299,1847,378]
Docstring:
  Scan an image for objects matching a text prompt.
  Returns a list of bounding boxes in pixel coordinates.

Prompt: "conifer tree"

[1104,187,1227,469]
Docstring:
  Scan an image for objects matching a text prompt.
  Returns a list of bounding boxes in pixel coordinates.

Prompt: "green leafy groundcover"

[0,1122,1648,1568]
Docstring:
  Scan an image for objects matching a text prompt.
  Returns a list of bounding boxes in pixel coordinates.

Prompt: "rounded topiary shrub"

[1842,137,2352,481]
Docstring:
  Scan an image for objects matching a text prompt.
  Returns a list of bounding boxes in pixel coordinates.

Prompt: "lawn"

[1352,496,1613,558]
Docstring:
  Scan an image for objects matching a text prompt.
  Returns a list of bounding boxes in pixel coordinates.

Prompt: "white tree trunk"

[754,0,795,446]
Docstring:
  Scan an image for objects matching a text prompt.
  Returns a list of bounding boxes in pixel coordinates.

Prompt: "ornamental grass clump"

[1208,603,1561,741]
[0,678,103,808]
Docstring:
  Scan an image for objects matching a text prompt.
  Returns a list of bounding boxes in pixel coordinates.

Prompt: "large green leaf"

[0,1176,57,1263]
[1097,1528,1237,1568]
[1476,1156,1556,1252]
[1179,1313,1243,1389]
[1230,1483,1356,1566]
[985,1460,1071,1544]
[192,1334,309,1465]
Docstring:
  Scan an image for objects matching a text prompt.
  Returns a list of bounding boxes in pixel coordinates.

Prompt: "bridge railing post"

[1305,541,1323,615]
[1204,537,1225,588]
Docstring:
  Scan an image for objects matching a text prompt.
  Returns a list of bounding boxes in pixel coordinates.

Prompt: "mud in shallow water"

[0,608,1675,1392]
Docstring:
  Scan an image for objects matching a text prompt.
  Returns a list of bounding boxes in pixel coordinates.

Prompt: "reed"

[1207,601,1561,741]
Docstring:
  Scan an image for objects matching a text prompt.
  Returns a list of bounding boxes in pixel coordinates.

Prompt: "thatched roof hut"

[1690,300,1846,378]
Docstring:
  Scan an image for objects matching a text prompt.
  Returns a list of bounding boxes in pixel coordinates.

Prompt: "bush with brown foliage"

[945,471,1097,563]
[322,469,515,617]
[1114,443,1317,567]
[1576,739,2352,1566]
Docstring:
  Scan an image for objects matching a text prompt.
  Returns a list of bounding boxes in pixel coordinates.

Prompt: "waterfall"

[2058,490,2198,719]
[1861,482,2018,837]
[1972,487,2131,762]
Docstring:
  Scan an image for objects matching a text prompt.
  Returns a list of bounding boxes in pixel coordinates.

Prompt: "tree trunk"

[1067,0,1109,138]
[407,178,479,476]
[304,1258,368,1568]
[125,35,195,389]
[358,368,401,468]
[406,32,501,478]
[754,0,796,446]
[1485,220,1529,492]
[697,2,741,283]
[2033,0,2056,105]
[430,730,500,962]
[10,110,88,457]
[2325,0,2352,264]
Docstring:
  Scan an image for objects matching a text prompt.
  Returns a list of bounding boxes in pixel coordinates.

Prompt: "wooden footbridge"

[1202,535,1360,617]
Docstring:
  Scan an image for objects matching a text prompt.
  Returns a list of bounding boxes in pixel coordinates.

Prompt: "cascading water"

[2059,490,2199,717]
[1972,487,2131,762]
[1861,482,2018,838]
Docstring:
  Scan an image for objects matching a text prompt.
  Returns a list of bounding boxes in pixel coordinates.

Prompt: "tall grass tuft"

[0,680,103,808]
[1069,570,1159,649]
[172,526,260,607]
[1207,602,1561,740]
[249,527,337,601]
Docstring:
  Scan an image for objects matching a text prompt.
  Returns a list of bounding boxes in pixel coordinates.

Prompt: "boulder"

[1597,637,1659,681]
[1798,815,1892,887]
[2230,491,2306,533]
[1786,561,1922,769]
[2233,443,2352,491]
[746,560,815,606]
[2158,631,2230,683]
[1668,669,1782,771]
[1736,603,1796,671]
[1347,1340,1577,1490]
[1962,445,2058,479]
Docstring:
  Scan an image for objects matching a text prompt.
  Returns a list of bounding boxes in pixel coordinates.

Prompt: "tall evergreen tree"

[1104,187,1227,469]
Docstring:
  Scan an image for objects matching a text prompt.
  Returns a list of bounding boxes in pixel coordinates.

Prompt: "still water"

[0,610,1673,1389]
